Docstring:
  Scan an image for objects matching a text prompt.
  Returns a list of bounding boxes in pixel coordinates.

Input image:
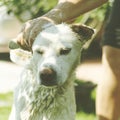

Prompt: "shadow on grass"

[75,80,96,114]
[0,53,11,61]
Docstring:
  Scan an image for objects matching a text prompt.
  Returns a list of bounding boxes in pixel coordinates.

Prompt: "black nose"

[39,67,57,86]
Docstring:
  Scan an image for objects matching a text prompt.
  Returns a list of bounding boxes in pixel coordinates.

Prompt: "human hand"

[10,16,56,51]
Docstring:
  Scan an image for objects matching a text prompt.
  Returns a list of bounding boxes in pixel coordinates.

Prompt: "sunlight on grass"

[76,111,96,120]
[0,106,11,120]
[0,92,13,120]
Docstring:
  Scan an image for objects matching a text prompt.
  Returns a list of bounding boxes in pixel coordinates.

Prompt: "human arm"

[11,0,108,51]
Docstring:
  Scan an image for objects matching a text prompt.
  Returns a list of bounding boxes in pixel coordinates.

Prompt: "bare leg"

[96,46,120,120]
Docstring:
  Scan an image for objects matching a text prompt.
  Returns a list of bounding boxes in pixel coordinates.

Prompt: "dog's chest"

[19,85,74,120]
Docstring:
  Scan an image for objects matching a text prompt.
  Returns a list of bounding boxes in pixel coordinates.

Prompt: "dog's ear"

[9,40,32,66]
[71,24,94,42]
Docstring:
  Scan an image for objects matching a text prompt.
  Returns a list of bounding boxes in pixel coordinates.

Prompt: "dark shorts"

[101,0,120,48]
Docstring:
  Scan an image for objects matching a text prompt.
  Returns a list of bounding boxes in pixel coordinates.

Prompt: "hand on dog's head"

[9,24,94,51]
[9,24,94,65]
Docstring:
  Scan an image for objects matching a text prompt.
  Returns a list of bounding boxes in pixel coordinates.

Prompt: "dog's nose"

[39,67,57,86]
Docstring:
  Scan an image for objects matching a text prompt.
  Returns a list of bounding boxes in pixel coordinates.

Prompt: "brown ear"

[71,24,94,42]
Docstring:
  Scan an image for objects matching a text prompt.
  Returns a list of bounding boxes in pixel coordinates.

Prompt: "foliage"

[0,0,57,22]
[0,0,112,24]
[75,3,111,28]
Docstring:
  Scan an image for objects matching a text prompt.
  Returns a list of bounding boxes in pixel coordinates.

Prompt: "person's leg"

[96,0,120,119]
[96,46,120,120]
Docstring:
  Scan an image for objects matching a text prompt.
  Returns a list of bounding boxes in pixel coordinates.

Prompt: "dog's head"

[9,23,94,87]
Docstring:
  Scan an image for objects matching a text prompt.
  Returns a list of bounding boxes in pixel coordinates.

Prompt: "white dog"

[9,23,94,120]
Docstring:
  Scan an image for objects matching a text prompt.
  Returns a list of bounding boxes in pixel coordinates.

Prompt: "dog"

[9,23,94,120]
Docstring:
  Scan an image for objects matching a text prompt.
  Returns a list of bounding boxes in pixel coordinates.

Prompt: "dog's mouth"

[41,80,57,87]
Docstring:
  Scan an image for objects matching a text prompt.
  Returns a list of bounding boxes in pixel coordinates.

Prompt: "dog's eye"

[36,49,44,55]
[60,48,71,55]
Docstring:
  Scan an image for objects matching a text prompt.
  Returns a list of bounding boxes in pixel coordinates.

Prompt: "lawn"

[0,92,13,120]
[0,82,96,120]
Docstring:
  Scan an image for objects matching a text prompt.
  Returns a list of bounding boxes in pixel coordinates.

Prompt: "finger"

[16,21,33,51]
[16,33,31,51]
[28,22,43,47]
[23,20,34,45]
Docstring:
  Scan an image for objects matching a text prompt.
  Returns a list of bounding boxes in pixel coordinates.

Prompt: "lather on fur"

[9,23,94,120]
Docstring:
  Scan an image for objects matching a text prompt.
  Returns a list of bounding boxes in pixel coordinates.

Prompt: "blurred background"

[0,0,113,120]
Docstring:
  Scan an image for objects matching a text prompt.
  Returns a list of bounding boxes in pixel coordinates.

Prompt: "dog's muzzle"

[39,67,57,86]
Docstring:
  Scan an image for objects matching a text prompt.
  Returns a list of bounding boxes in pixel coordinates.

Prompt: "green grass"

[0,92,13,120]
[0,87,96,120]
[0,106,11,120]
[76,112,96,120]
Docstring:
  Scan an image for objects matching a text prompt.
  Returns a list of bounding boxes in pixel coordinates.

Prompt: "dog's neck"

[19,68,76,120]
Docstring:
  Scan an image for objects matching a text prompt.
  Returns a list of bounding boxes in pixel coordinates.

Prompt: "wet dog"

[9,23,94,120]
